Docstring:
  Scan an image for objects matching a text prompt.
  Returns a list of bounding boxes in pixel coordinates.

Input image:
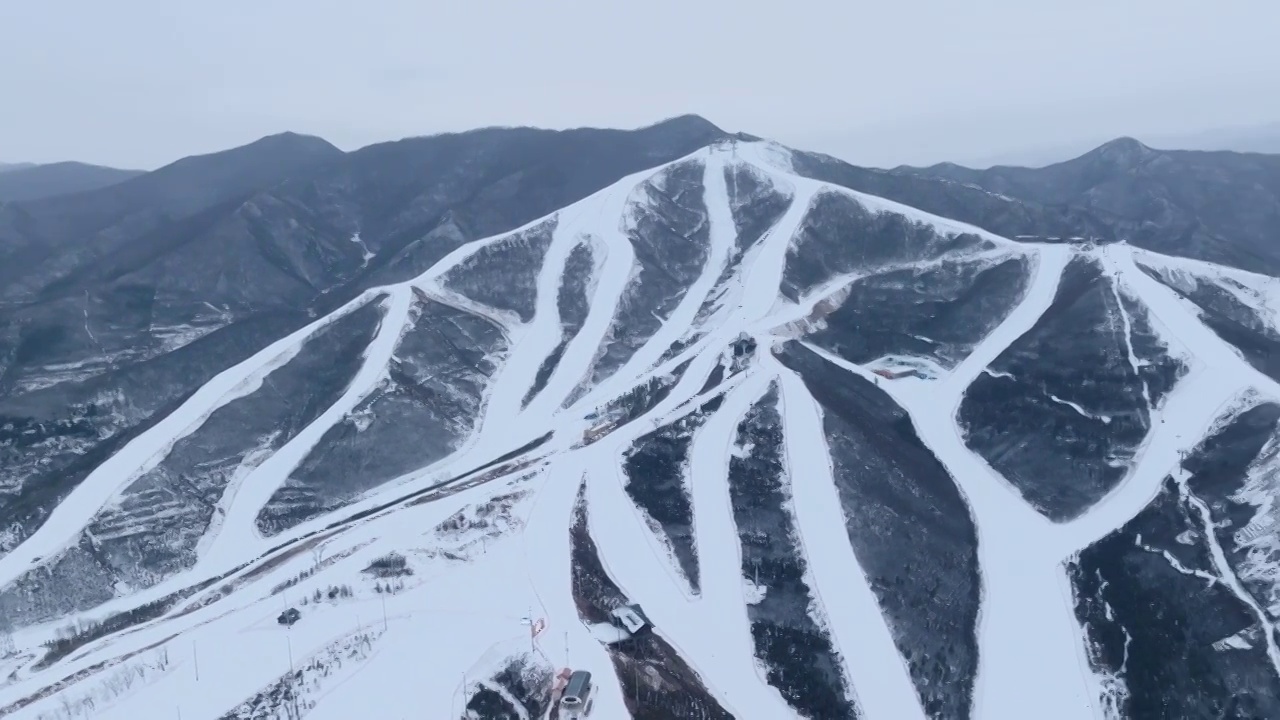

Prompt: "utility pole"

[629,642,640,707]
[287,633,300,720]
[381,593,389,631]
[565,631,569,668]
[192,639,199,682]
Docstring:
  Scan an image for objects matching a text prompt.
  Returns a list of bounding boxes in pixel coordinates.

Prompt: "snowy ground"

[4,142,1277,720]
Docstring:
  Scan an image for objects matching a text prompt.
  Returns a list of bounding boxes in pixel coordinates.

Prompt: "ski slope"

[5,140,1280,720]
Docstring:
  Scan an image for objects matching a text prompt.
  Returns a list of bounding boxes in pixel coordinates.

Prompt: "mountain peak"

[242,131,341,155]
[136,131,344,202]
[165,131,342,171]
[1087,136,1157,166]
[0,161,143,202]
[643,113,721,131]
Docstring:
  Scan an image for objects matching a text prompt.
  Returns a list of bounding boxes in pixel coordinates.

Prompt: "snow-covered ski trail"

[585,412,794,718]
[520,179,640,419]
[797,242,1103,720]
[1132,247,1280,335]
[769,357,927,720]
[1182,487,1280,678]
[0,287,391,590]
[686,372,799,716]
[199,286,414,571]
[563,152,732,417]
[1057,369,1248,554]
[736,140,1020,252]
[1057,242,1280,553]
[468,220,577,436]
[519,461,630,718]
[470,159,665,433]
[1104,243,1280,400]
[589,151,733,385]
[1101,258,1153,410]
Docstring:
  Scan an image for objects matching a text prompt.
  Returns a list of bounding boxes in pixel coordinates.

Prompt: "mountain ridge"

[890,139,1280,275]
[0,161,143,202]
[0,126,1278,719]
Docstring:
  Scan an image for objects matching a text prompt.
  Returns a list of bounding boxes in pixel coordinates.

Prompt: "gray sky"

[3,1,1279,170]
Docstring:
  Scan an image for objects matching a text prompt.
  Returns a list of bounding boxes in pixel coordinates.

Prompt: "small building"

[609,604,650,635]
[560,670,594,718]
[582,420,614,445]
[872,368,919,380]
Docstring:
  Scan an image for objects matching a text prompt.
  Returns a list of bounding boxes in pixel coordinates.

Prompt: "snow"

[1132,247,1280,336]
[588,152,735,389]
[14,140,1280,720]
[1133,535,1218,586]
[738,141,1020,251]
[1055,369,1246,554]
[198,287,414,571]
[1109,243,1280,399]
[0,287,390,592]
[686,373,796,711]
[796,242,1103,719]
[1052,243,1280,554]
[1184,490,1280,676]
[1098,253,1153,409]
[349,232,375,264]
[1049,393,1112,423]
[1052,243,1265,554]
[517,176,642,421]
[770,358,926,720]
[585,389,795,718]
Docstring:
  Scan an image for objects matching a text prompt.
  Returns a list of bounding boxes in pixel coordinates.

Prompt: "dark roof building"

[561,670,593,716]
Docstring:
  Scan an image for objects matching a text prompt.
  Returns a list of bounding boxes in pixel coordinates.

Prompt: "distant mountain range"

[960,121,1280,169]
[892,136,1280,275]
[0,161,143,202]
[1151,121,1280,155]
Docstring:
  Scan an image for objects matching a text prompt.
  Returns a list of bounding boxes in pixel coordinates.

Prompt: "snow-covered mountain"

[2,123,1280,720]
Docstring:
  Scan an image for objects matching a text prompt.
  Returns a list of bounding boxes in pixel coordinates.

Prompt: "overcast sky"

[3,1,1279,170]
